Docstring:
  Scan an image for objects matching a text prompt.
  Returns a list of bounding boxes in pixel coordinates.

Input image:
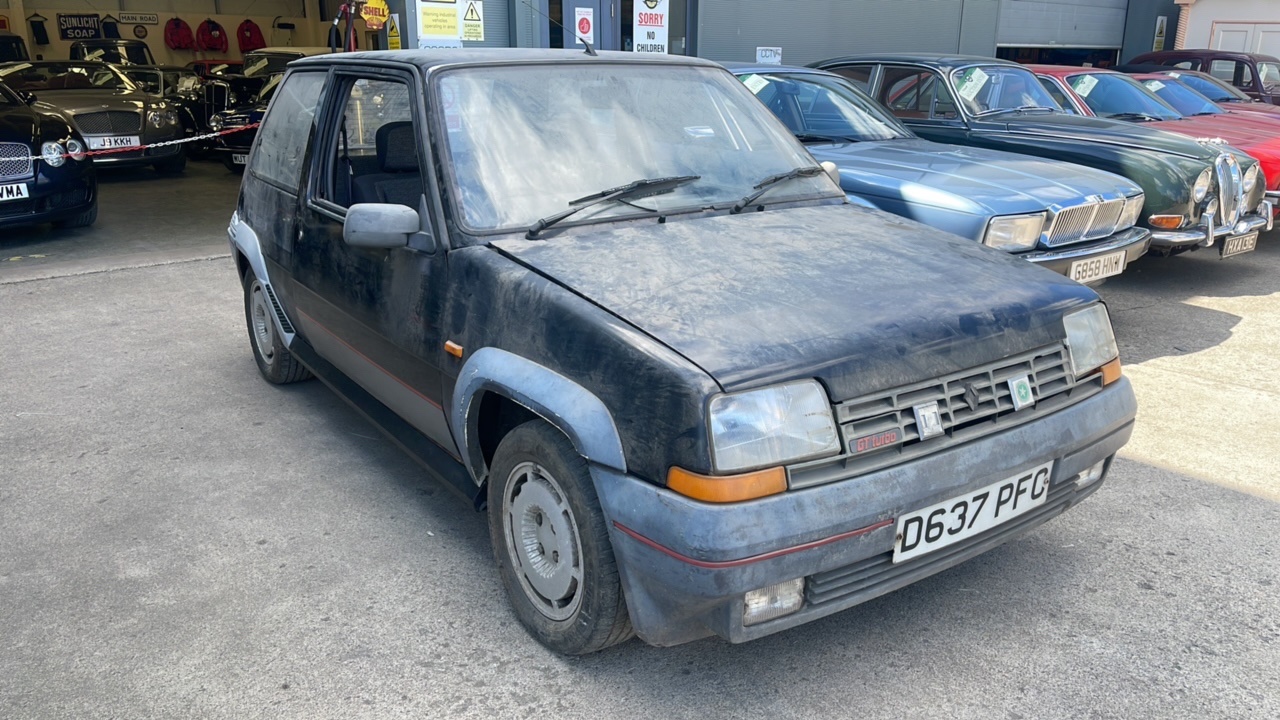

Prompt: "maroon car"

[1130,49,1280,104]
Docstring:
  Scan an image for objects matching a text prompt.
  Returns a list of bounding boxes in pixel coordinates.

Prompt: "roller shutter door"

[997,0,1129,49]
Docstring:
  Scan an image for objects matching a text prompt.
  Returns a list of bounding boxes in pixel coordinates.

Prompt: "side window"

[879,68,957,120]
[1037,77,1077,114]
[831,65,874,92]
[1170,60,1200,70]
[322,77,422,209]
[249,72,325,191]
[1210,59,1253,88]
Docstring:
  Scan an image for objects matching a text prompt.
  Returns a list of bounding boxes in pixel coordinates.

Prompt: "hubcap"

[249,282,276,365]
[502,461,583,621]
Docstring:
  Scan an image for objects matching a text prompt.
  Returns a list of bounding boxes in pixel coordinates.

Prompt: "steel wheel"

[501,461,584,622]
[249,280,276,366]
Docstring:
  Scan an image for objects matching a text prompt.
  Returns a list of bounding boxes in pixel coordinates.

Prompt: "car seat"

[351,121,423,208]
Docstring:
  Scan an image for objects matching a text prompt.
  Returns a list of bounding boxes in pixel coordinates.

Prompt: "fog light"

[1075,460,1106,488]
[743,578,804,626]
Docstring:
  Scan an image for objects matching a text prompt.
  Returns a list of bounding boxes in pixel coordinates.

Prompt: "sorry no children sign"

[633,0,669,54]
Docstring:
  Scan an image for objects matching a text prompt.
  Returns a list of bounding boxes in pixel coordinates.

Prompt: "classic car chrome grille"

[72,110,142,135]
[1044,199,1125,247]
[0,142,33,180]
[806,479,1088,608]
[203,81,232,118]
[787,344,1104,490]
[1216,154,1244,225]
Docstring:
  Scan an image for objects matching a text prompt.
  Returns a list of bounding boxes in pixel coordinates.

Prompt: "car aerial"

[0,61,186,174]
[123,65,220,152]
[726,63,1149,284]
[228,48,1137,654]
[69,38,157,66]
[812,54,1272,260]
[1129,49,1280,105]
[1114,64,1280,120]
[1032,65,1280,230]
[0,79,96,229]
[209,72,280,172]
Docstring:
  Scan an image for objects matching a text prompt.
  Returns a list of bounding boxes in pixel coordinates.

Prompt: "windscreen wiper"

[973,105,1057,118]
[794,132,861,144]
[731,165,827,214]
[525,175,700,239]
[1107,112,1163,122]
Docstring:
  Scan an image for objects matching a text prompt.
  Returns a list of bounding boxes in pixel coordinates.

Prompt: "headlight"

[209,114,225,131]
[982,212,1046,252]
[1064,304,1119,379]
[41,142,66,167]
[1243,163,1260,193]
[165,110,179,126]
[1119,194,1144,229]
[708,380,840,473]
[65,139,86,161]
[147,110,170,128]
[1193,168,1212,202]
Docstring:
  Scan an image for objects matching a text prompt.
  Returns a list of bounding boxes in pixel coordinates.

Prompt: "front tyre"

[242,271,311,384]
[488,420,633,655]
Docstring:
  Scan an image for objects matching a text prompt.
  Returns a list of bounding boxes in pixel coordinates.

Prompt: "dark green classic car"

[813,54,1272,259]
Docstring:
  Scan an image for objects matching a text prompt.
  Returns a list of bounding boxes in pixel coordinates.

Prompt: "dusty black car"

[229,49,1136,654]
[0,80,96,229]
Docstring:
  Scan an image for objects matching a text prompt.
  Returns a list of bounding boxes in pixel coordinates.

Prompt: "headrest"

[376,121,417,173]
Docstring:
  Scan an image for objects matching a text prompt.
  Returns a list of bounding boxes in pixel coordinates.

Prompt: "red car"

[1032,65,1280,203]
[1114,65,1280,121]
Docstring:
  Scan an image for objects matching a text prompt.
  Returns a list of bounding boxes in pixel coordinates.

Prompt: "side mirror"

[821,160,841,186]
[344,203,419,249]
[20,90,37,105]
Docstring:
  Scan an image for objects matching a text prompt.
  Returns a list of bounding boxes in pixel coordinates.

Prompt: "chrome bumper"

[1020,227,1150,264]
[1149,200,1273,248]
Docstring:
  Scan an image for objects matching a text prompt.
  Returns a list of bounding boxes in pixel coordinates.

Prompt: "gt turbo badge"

[850,428,901,455]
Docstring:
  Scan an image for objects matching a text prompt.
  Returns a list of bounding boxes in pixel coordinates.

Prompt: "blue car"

[727,63,1152,285]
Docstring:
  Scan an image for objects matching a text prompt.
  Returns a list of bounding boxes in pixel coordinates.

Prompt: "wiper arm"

[1107,112,1163,122]
[525,175,700,239]
[973,105,1056,118]
[794,132,861,144]
[731,165,827,214]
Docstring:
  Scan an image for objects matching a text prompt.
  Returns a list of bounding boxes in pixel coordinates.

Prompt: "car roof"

[249,46,334,56]
[1027,64,1118,77]
[812,53,1021,70]
[1137,49,1280,63]
[292,48,722,72]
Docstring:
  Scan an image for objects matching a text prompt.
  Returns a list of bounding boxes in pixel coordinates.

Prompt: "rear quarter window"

[249,71,327,192]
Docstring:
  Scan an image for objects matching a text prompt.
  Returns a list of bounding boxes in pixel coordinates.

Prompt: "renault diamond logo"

[1008,375,1035,411]
[912,401,944,440]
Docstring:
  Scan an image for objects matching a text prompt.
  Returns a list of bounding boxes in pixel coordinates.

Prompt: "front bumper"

[84,130,183,167]
[596,377,1137,647]
[0,166,96,229]
[1149,200,1273,248]
[1018,226,1151,281]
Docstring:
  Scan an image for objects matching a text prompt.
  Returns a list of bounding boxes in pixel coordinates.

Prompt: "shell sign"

[361,0,390,30]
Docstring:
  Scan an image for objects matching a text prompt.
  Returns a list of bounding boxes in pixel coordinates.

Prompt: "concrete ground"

[1,161,1278,719]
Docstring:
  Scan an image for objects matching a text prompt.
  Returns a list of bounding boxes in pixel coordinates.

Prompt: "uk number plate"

[1221,232,1258,259]
[0,182,30,202]
[1069,251,1126,283]
[893,461,1054,563]
[87,135,140,150]
[231,153,249,165]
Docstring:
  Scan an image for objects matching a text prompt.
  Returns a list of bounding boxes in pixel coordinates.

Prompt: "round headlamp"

[41,142,66,168]
[1193,168,1213,202]
[147,110,168,129]
[209,114,225,131]
[1243,163,1261,193]
[65,139,86,161]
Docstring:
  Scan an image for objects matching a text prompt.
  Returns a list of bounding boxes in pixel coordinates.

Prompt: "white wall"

[1183,0,1280,52]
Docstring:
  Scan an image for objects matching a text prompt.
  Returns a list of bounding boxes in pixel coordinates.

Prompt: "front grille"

[806,479,1084,608]
[0,198,36,218]
[1216,154,1243,225]
[1045,198,1125,246]
[789,344,1103,490]
[0,143,33,180]
[72,110,141,135]
[203,81,231,117]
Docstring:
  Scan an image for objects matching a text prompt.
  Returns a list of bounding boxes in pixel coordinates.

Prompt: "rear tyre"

[242,270,311,384]
[53,201,97,229]
[153,151,187,175]
[488,420,633,655]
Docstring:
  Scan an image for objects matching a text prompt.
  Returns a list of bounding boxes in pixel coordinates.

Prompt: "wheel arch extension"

[452,347,628,486]
[228,212,296,343]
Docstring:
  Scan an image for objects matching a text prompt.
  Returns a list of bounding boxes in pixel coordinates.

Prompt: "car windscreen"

[1167,71,1249,102]
[0,82,19,105]
[243,54,297,78]
[0,62,135,92]
[1259,62,1280,90]
[435,64,835,234]
[126,69,163,93]
[1065,72,1182,121]
[951,65,1062,116]
[737,71,912,142]
[255,73,283,103]
[79,44,153,65]
[1140,77,1222,116]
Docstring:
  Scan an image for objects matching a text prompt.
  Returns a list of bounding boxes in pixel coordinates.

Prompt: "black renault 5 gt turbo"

[0,80,96,229]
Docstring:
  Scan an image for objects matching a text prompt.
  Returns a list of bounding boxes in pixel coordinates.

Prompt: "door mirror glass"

[344,203,419,248]
[20,90,37,105]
